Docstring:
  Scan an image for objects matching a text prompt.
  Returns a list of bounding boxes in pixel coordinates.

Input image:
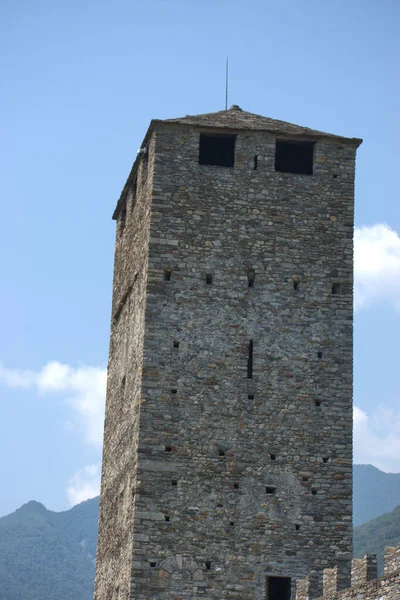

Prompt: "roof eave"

[112,119,159,220]
[161,119,363,147]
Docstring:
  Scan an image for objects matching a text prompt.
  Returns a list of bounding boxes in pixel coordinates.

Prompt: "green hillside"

[353,503,400,576]
[0,498,99,600]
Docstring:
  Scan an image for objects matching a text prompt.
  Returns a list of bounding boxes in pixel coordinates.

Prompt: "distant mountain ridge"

[0,465,399,600]
[0,497,99,600]
[353,464,400,526]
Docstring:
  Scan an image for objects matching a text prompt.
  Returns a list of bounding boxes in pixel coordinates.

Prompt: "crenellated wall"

[295,542,400,600]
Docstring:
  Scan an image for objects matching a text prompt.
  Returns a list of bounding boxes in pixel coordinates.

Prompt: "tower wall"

[130,125,356,599]
[94,116,359,600]
[94,139,155,600]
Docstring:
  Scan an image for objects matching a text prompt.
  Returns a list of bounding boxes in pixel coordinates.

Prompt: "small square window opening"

[275,141,314,175]
[199,134,236,167]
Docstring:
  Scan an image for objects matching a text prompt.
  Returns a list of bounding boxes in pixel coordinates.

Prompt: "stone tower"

[94,106,362,600]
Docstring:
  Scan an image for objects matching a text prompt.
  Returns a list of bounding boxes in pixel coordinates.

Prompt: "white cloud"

[66,463,101,506]
[0,364,37,388]
[354,404,400,472]
[0,361,107,447]
[354,223,400,311]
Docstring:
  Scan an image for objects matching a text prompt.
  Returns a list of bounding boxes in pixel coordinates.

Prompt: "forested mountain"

[0,497,99,600]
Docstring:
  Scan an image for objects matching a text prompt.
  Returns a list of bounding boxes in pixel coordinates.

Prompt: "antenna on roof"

[225,57,229,111]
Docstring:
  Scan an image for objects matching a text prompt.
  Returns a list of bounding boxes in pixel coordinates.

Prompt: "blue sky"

[0,0,399,517]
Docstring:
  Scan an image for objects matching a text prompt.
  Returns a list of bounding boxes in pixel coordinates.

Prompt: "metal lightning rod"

[225,57,229,110]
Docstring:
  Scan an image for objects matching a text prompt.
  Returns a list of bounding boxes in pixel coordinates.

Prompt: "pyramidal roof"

[161,105,361,144]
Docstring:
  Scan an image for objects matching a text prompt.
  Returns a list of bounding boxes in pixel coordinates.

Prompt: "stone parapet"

[384,543,400,575]
[295,542,400,600]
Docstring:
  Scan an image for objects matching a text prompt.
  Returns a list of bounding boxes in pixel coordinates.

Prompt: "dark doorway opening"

[199,134,236,167]
[275,140,314,175]
[266,576,291,600]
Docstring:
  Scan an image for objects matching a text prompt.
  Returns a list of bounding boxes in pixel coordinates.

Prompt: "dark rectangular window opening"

[270,454,276,461]
[247,340,253,379]
[248,394,254,400]
[266,576,291,600]
[205,561,212,570]
[332,282,341,294]
[165,446,172,452]
[230,521,235,526]
[171,389,177,395]
[206,273,213,285]
[199,134,236,167]
[171,479,178,486]
[293,277,300,290]
[164,515,170,522]
[275,140,314,175]
[317,351,323,359]
[233,483,239,489]
[248,269,255,288]
[164,269,172,281]
[295,524,301,531]
[265,486,276,494]
[254,155,258,170]
[315,400,322,407]
[149,561,157,568]
[173,340,179,348]
[218,449,225,457]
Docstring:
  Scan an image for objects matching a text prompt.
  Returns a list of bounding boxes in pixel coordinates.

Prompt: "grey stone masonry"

[351,554,377,587]
[296,572,321,600]
[295,542,400,599]
[94,105,362,600]
[384,543,400,575]
[322,563,351,597]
